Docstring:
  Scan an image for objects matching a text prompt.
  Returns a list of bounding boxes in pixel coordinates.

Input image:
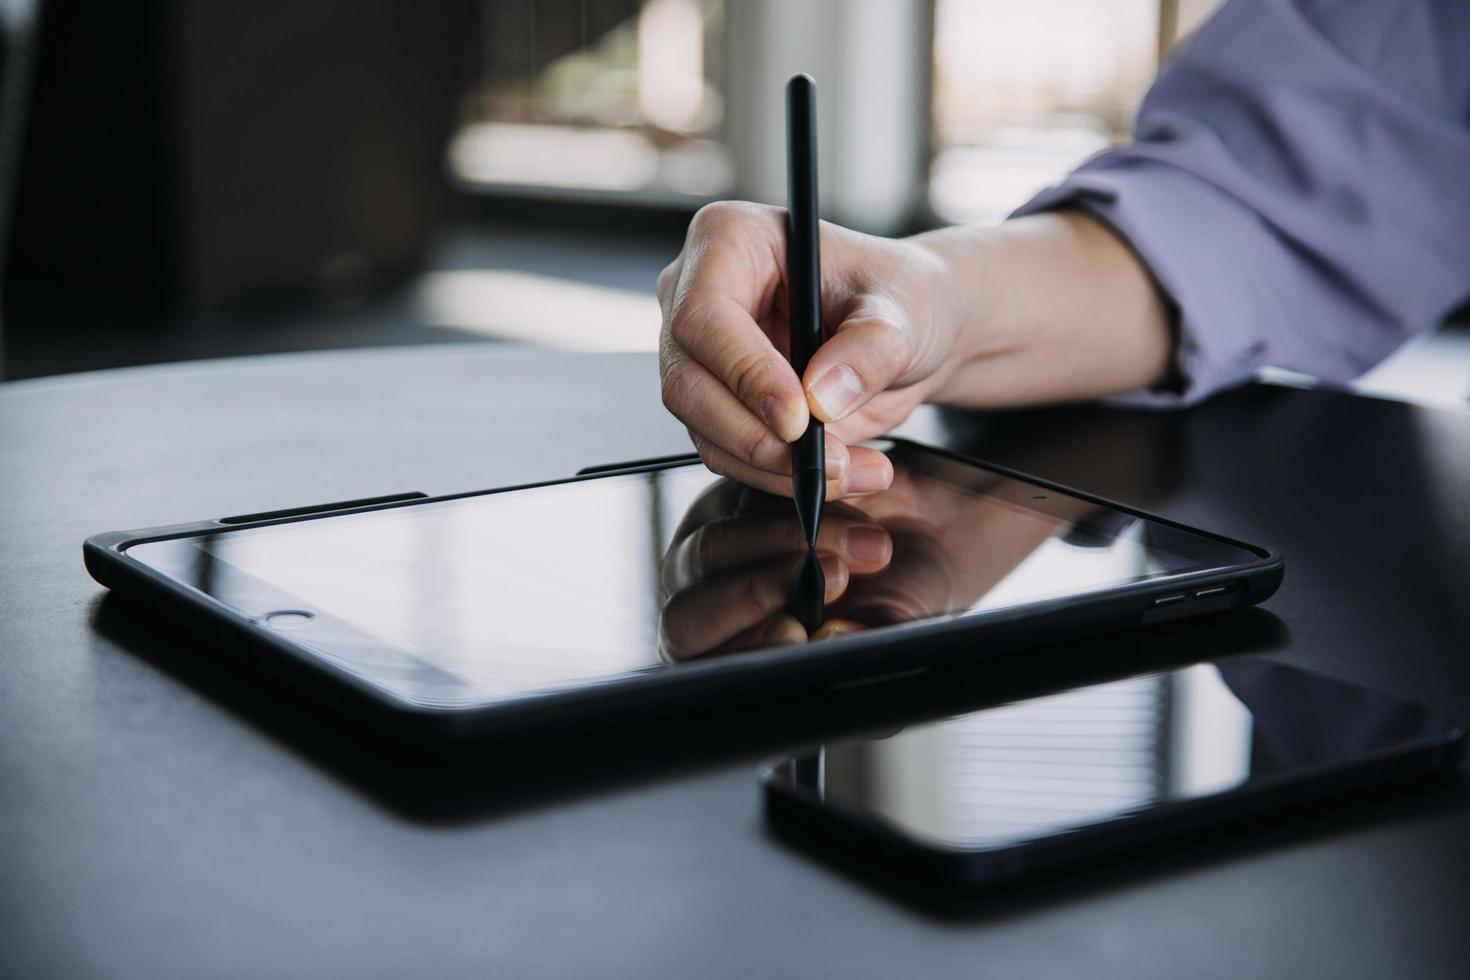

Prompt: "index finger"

[663,203,810,443]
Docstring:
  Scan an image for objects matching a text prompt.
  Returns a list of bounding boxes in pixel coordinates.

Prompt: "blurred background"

[0,0,1464,406]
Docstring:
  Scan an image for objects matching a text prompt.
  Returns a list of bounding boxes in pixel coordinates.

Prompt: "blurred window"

[450,0,1223,221]
[929,0,1220,224]
[450,0,733,204]
[929,0,1156,224]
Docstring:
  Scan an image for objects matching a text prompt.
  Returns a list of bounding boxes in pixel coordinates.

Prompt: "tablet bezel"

[83,438,1285,740]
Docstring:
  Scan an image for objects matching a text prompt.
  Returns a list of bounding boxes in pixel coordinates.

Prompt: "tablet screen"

[124,443,1261,707]
[768,658,1451,852]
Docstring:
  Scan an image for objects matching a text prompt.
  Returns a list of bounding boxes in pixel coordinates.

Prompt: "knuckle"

[697,443,726,476]
[740,423,775,469]
[867,307,918,361]
[691,525,726,572]
[689,200,779,247]
[658,603,700,659]
[660,364,693,417]
[740,565,782,613]
[691,200,745,233]
[883,317,919,363]
[661,357,699,417]
[667,297,708,349]
[659,373,679,414]
[724,344,777,405]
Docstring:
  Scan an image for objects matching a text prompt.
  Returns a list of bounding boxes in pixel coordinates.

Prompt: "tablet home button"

[261,609,316,629]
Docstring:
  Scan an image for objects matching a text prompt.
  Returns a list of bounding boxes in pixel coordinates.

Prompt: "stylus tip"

[787,550,825,634]
[794,471,823,549]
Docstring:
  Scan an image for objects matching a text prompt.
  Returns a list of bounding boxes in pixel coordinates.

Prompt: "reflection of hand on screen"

[658,464,1113,661]
[657,479,891,661]
[837,466,1104,621]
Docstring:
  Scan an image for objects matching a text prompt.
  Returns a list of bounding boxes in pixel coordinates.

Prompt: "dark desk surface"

[3,347,1467,978]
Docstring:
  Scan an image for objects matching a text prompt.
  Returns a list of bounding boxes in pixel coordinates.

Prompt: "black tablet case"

[83,439,1285,744]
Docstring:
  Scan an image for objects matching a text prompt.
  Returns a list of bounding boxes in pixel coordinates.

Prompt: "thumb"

[802,311,916,424]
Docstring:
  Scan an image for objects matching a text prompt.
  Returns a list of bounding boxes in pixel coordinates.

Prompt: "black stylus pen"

[786,74,824,549]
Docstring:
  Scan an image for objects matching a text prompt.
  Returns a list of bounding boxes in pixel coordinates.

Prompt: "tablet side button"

[1152,594,1189,607]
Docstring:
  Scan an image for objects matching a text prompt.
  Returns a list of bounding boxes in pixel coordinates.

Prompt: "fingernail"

[762,395,803,443]
[843,458,891,495]
[824,441,848,479]
[842,524,890,564]
[807,365,864,422]
[812,620,861,642]
[817,552,848,600]
[761,614,808,648]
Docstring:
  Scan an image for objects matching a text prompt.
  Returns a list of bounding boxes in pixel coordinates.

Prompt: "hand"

[657,205,1176,500]
[657,202,962,500]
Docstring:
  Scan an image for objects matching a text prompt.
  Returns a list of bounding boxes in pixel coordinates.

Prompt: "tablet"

[83,439,1283,739]
[763,657,1463,893]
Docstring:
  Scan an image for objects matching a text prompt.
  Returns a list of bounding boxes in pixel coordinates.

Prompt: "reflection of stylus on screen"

[787,550,825,636]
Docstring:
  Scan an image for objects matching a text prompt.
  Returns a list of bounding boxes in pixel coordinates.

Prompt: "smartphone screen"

[765,658,1460,858]
[122,443,1263,708]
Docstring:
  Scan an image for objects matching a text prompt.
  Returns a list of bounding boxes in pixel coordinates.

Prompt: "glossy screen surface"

[771,659,1449,850]
[124,445,1261,707]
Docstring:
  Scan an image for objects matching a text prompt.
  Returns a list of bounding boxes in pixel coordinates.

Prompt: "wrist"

[905,223,1017,405]
[907,211,1174,408]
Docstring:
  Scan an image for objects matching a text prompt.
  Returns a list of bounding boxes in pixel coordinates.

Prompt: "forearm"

[913,211,1174,407]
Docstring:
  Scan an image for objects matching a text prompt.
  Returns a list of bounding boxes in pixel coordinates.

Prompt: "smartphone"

[84,439,1283,741]
[762,657,1465,892]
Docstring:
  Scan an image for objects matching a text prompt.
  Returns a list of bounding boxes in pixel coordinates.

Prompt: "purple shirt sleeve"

[1012,0,1470,406]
